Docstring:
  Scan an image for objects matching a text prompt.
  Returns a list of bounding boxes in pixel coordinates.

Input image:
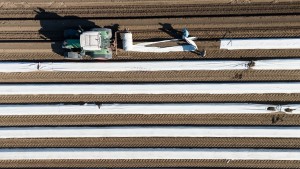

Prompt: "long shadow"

[159,23,205,57]
[34,8,119,57]
[159,23,182,39]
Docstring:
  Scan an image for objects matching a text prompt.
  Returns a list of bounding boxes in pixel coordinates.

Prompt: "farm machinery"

[62,27,202,59]
[62,27,113,60]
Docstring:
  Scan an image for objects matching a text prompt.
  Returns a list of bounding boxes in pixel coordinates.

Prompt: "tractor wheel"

[89,49,113,60]
[91,53,113,60]
[93,54,112,60]
[64,52,82,60]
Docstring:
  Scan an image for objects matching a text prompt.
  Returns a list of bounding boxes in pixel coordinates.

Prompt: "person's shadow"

[159,23,182,39]
[34,8,119,57]
[159,23,205,57]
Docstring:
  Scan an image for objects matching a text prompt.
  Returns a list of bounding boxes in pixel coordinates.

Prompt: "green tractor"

[62,27,113,60]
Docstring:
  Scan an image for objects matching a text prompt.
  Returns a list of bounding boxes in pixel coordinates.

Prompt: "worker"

[182,28,189,39]
[182,28,206,57]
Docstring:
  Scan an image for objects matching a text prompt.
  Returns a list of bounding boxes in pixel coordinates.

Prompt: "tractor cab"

[80,31,102,51]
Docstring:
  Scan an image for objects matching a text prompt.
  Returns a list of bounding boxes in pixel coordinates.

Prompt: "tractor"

[62,27,113,60]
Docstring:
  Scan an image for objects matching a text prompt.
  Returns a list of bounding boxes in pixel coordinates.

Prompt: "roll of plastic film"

[121,32,133,51]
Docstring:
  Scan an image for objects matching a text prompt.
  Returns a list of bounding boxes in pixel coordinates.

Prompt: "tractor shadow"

[34,8,119,57]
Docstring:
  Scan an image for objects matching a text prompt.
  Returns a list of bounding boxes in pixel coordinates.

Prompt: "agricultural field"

[1,0,300,168]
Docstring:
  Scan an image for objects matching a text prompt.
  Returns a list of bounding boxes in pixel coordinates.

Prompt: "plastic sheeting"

[0,83,299,95]
[0,148,300,160]
[0,103,297,115]
[253,59,300,70]
[2,59,300,72]
[221,38,300,50]
[121,32,133,51]
[125,37,197,52]
[39,60,248,72]
[0,62,38,72]
[1,126,300,138]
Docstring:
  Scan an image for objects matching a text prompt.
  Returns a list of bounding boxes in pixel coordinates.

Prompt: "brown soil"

[0,94,299,103]
[0,114,298,126]
[0,1,300,168]
[1,15,300,60]
[1,0,298,8]
[0,70,300,83]
[3,15,300,38]
[1,2,300,19]
[0,159,299,168]
[0,137,300,148]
